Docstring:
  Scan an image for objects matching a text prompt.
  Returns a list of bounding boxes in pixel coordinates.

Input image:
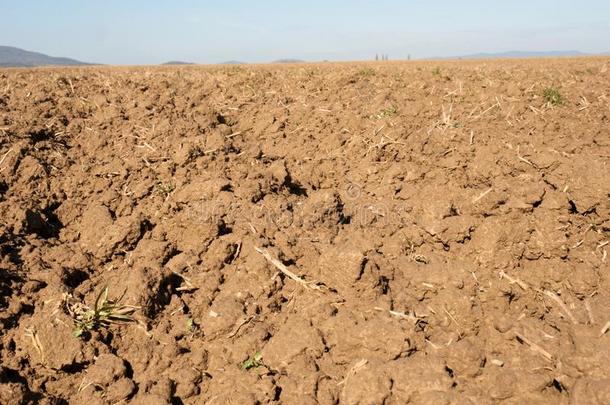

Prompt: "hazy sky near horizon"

[1,0,609,64]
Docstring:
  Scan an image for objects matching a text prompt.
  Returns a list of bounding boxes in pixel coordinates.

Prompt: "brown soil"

[1,58,609,404]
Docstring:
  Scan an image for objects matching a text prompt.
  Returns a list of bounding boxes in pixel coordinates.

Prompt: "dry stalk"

[337,359,368,386]
[173,271,198,292]
[499,271,529,290]
[584,299,595,324]
[470,100,500,121]
[255,247,321,290]
[600,321,610,337]
[227,315,255,338]
[441,103,453,130]
[24,327,45,364]
[374,307,420,324]
[0,148,13,167]
[443,307,462,330]
[515,332,553,362]
[516,146,534,166]
[472,188,493,204]
[543,290,578,325]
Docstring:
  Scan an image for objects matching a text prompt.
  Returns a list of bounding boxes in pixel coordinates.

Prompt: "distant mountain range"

[2,45,608,68]
[272,58,306,64]
[430,50,608,60]
[221,60,247,65]
[0,45,92,67]
[161,61,195,65]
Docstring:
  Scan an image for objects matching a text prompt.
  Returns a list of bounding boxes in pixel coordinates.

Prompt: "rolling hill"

[0,46,92,67]
[162,61,194,65]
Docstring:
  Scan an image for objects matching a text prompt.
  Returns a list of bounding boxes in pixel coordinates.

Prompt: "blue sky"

[1,0,609,64]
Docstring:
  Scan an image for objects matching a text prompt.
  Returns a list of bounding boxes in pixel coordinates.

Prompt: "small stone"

[491,359,504,367]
